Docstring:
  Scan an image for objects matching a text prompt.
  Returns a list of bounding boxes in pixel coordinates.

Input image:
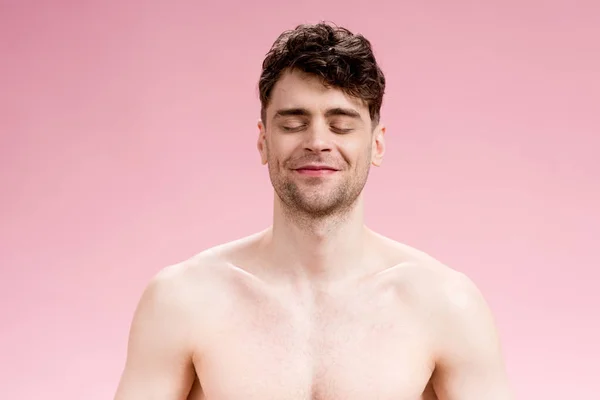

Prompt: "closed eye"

[282,125,352,133]
[281,125,306,132]
[332,126,354,134]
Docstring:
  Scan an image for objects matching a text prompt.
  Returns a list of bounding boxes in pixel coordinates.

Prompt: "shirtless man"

[114,22,513,400]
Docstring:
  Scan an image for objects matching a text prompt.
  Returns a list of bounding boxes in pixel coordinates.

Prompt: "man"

[114,22,513,400]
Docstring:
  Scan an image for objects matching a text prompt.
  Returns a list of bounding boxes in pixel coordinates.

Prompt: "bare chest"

[193,283,435,400]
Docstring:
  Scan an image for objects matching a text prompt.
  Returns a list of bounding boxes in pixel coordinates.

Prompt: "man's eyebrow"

[324,107,362,119]
[273,108,310,118]
[273,107,362,119]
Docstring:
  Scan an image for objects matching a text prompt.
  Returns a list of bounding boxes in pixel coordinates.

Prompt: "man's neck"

[264,196,373,284]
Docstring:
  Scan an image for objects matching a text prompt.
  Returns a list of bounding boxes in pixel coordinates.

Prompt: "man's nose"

[303,122,332,152]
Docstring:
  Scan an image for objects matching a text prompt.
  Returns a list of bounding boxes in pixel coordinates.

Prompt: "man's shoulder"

[145,233,262,301]
[377,235,487,317]
[383,240,506,377]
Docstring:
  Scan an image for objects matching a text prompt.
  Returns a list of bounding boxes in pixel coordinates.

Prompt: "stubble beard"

[268,157,371,224]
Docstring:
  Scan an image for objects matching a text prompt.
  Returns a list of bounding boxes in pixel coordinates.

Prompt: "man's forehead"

[269,71,368,115]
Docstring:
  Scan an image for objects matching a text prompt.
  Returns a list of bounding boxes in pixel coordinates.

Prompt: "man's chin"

[288,197,348,216]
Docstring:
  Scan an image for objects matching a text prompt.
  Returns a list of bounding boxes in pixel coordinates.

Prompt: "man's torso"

[167,233,450,400]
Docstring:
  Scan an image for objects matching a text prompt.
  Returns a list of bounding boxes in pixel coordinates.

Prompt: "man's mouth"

[294,165,338,176]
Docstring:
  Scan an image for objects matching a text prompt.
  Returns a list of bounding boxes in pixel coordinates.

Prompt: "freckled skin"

[114,70,513,400]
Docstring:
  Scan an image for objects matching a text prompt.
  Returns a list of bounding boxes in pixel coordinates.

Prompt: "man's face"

[257,69,385,218]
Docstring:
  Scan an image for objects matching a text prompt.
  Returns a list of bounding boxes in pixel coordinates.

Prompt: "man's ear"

[371,123,386,167]
[257,119,268,165]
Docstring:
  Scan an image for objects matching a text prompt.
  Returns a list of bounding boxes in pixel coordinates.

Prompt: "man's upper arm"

[431,272,514,400]
[114,267,197,400]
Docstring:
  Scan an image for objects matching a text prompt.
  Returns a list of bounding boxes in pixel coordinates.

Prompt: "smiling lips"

[293,164,339,176]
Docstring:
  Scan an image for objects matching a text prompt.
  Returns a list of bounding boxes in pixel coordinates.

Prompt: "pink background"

[1,1,598,398]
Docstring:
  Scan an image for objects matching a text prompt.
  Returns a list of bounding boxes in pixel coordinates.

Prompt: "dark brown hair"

[258,22,386,126]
